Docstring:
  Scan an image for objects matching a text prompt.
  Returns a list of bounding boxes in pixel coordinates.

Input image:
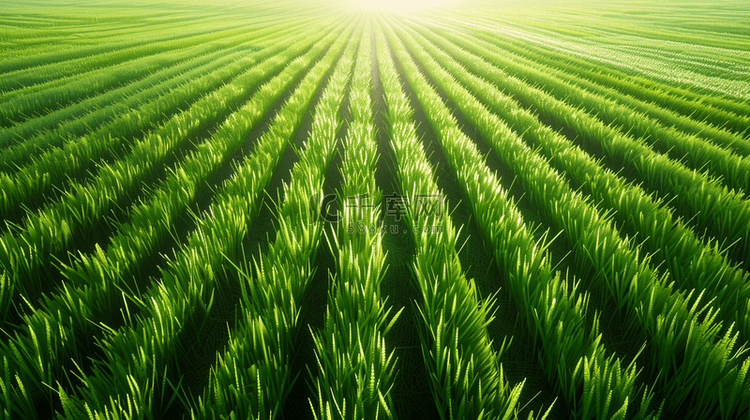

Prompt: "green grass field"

[1,0,749,418]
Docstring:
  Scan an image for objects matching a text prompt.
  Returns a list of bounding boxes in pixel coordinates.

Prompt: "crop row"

[428,10,750,136]
[0,18,312,153]
[422,19,750,158]
[0,16,356,419]
[0,12,275,73]
[0,17,329,226]
[307,22,402,419]
[375,23,525,419]
[385,14,750,418]
[0,33,247,127]
[194,19,361,419]
[0,18,345,325]
[0,13,358,416]
[395,19,750,343]
[381,17,657,419]
[0,19,271,96]
[407,15,750,273]
[415,19,750,186]
[2,6,748,419]
[61,20,359,420]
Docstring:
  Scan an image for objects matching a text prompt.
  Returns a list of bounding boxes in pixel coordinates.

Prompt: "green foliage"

[195,19,361,420]
[0,21,306,170]
[0,17,354,419]
[1,3,748,419]
[382,18,652,419]
[0,20,336,326]
[385,14,750,417]
[402,20,750,343]
[307,23,402,420]
[375,23,527,420]
[413,26,750,271]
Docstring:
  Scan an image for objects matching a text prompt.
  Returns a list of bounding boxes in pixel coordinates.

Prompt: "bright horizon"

[354,0,454,10]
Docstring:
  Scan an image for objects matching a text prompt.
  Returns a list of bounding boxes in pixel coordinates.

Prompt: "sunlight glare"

[354,0,451,10]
